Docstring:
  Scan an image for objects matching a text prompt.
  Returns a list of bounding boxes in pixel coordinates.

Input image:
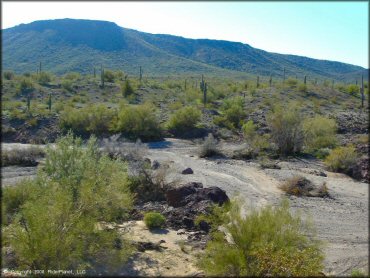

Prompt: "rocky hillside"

[2,19,368,80]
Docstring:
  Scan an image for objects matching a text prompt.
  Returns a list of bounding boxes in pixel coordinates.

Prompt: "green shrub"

[242,120,257,141]
[2,179,39,226]
[2,133,134,273]
[36,72,52,84]
[297,83,307,92]
[144,212,166,229]
[61,79,74,92]
[198,199,324,276]
[285,78,298,87]
[59,104,115,136]
[122,80,134,97]
[103,70,115,83]
[115,103,162,141]
[351,269,366,277]
[267,104,304,156]
[303,115,337,151]
[167,106,201,133]
[114,70,125,81]
[17,78,35,95]
[216,97,245,129]
[3,71,15,80]
[242,120,270,157]
[63,72,81,80]
[324,145,358,174]
[347,84,360,95]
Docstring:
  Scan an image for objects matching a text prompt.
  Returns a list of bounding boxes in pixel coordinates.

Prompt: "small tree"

[267,103,304,156]
[303,115,337,151]
[3,133,134,274]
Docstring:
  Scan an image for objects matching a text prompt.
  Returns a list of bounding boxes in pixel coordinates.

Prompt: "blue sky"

[2,1,368,68]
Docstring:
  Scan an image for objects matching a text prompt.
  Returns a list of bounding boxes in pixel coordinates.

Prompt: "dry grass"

[199,133,222,158]
[280,176,329,198]
[1,146,45,167]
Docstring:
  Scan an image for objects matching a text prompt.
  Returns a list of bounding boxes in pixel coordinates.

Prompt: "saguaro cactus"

[200,75,207,107]
[361,75,364,108]
[39,62,42,73]
[269,75,272,87]
[93,67,96,78]
[304,76,307,85]
[139,66,142,83]
[283,68,286,85]
[48,93,52,111]
[101,65,105,88]
[27,95,31,111]
[256,76,260,88]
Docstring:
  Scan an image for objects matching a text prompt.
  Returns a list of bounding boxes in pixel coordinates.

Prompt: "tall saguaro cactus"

[93,67,96,78]
[39,62,42,74]
[304,76,307,85]
[48,93,52,111]
[360,75,364,108]
[101,65,105,88]
[283,68,286,85]
[256,76,260,88]
[269,75,272,87]
[200,75,207,107]
[139,66,143,83]
[27,95,31,111]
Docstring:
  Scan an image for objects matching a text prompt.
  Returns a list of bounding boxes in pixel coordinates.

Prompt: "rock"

[165,182,203,207]
[306,169,327,177]
[181,168,194,175]
[151,160,160,170]
[184,186,229,206]
[351,155,369,182]
[198,220,211,232]
[166,182,229,208]
[136,241,167,252]
[183,217,194,228]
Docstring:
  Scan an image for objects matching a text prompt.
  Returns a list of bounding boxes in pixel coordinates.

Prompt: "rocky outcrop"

[334,112,369,134]
[165,182,228,208]
[351,156,369,183]
[130,182,229,232]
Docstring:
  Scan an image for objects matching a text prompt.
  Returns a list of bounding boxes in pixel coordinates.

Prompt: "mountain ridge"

[2,18,368,81]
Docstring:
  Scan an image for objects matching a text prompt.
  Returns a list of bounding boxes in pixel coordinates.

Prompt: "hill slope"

[2,18,368,80]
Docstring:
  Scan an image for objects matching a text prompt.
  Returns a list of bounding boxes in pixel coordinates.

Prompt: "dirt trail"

[2,139,368,276]
[146,138,369,276]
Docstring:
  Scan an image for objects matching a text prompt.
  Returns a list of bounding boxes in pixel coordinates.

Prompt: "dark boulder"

[182,168,194,175]
[165,182,203,207]
[184,186,229,206]
[166,182,229,208]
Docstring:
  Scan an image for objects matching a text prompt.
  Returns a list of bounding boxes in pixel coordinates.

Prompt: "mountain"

[2,19,368,81]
